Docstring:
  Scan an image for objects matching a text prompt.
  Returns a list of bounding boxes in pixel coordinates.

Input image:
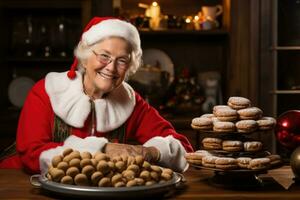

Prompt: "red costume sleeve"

[16,80,62,173]
[126,93,193,153]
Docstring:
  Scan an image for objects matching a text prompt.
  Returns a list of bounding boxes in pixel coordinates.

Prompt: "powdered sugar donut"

[200,113,215,119]
[222,140,243,152]
[248,158,271,170]
[244,141,263,152]
[185,150,212,166]
[235,120,258,133]
[191,117,213,130]
[213,121,236,133]
[257,117,276,130]
[213,105,231,115]
[215,108,238,122]
[266,154,282,166]
[237,157,252,168]
[202,137,222,150]
[215,157,238,170]
[237,107,263,120]
[227,97,251,110]
[185,150,211,160]
[202,156,218,168]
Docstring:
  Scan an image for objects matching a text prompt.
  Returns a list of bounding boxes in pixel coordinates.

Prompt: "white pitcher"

[202,5,223,20]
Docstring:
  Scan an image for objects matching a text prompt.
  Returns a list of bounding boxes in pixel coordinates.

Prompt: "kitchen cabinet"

[0,0,93,150]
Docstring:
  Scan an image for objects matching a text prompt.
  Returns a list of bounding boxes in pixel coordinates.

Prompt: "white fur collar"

[45,71,135,132]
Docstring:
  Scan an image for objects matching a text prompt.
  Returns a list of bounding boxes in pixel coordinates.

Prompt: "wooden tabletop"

[1,166,300,199]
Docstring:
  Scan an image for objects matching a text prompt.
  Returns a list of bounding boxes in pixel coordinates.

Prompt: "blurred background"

[0,0,300,153]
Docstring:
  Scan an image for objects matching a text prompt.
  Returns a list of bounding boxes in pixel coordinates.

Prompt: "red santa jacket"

[0,72,193,173]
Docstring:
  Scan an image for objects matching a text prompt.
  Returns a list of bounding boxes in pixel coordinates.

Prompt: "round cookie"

[257,117,276,130]
[266,154,282,166]
[222,140,243,152]
[213,121,236,133]
[202,156,218,168]
[185,150,211,165]
[215,157,238,170]
[211,117,220,124]
[235,120,258,133]
[185,150,211,160]
[213,105,231,115]
[186,159,203,165]
[191,117,213,130]
[200,113,215,119]
[237,107,263,120]
[237,157,252,169]
[227,97,251,110]
[202,137,222,150]
[243,141,263,152]
[215,108,238,122]
[248,158,271,170]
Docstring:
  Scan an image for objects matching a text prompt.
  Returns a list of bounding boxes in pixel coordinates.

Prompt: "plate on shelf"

[130,48,174,86]
[8,76,35,108]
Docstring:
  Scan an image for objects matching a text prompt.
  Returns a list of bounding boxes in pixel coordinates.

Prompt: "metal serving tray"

[30,172,183,198]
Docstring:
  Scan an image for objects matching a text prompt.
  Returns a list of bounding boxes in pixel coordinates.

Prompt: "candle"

[185,16,194,30]
[149,2,161,30]
[193,15,201,30]
[150,2,160,18]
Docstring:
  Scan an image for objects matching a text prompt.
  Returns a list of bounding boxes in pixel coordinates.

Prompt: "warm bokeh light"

[152,2,158,7]
[282,121,288,127]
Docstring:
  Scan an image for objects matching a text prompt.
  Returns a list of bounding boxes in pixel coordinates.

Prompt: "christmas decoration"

[290,146,300,179]
[276,110,300,150]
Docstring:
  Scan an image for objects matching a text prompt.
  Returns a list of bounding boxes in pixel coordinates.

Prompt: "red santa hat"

[67,17,141,79]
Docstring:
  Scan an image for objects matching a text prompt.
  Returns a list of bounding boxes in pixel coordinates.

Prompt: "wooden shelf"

[0,0,83,9]
[139,29,229,36]
[270,46,300,51]
[271,90,300,94]
[5,57,73,63]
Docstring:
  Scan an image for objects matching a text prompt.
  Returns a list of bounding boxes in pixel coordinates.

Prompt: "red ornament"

[276,110,300,150]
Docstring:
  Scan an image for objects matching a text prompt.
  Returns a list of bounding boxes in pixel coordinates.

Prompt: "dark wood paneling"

[259,0,274,117]
[227,0,260,106]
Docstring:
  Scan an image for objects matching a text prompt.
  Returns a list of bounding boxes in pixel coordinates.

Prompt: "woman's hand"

[104,143,160,163]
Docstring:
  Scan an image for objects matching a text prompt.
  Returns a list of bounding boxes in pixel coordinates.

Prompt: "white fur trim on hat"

[82,19,141,52]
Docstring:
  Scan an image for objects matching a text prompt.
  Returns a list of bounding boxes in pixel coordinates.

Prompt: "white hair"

[74,36,142,77]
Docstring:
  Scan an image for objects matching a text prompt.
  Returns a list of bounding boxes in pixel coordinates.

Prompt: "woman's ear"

[81,59,88,70]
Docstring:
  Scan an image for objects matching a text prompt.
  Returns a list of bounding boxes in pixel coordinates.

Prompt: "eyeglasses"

[92,50,130,70]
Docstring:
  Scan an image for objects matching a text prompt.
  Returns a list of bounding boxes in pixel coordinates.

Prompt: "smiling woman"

[81,37,130,99]
[0,17,193,174]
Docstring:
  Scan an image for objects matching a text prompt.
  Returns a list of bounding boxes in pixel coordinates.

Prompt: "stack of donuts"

[46,148,173,187]
[188,96,281,171]
[191,96,276,133]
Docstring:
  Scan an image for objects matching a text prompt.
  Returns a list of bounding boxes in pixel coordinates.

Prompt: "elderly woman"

[0,17,193,173]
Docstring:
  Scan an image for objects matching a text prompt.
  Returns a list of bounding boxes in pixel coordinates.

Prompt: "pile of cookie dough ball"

[47,148,173,187]
[191,96,276,133]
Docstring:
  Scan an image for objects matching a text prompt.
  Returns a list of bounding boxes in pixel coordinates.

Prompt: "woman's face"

[83,37,131,98]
